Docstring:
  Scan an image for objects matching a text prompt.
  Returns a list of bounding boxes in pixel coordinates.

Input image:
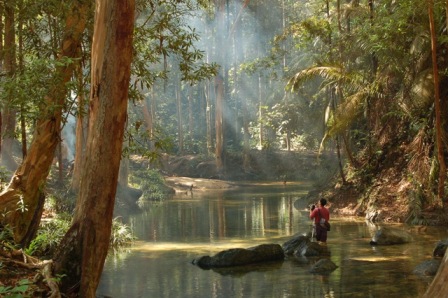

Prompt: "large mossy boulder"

[369,227,413,245]
[192,243,284,269]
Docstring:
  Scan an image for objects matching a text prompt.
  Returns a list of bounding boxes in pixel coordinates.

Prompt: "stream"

[97,181,446,297]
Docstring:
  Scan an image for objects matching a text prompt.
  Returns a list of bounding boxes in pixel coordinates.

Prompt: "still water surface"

[97,181,447,298]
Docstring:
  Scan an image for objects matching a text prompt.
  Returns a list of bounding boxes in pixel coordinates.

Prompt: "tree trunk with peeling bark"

[0,0,89,247]
[53,0,135,296]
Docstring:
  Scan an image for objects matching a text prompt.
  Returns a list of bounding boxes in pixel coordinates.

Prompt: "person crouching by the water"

[310,198,330,244]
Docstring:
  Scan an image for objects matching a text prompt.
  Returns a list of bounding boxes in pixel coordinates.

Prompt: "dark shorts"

[316,224,328,242]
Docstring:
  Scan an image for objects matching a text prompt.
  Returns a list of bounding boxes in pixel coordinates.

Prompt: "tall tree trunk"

[70,59,87,193]
[242,85,250,170]
[204,24,213,156]
[175,80,184,154]
[331,88,346,184]
[0,0,89,246]
[188,87,194,149]
[258,75,264,149]
[176,79,184,154]
[0,1,3,71]
[215,75,224,172]
[2,0,18,171]
[0,2,3,156]
[214,0,225,173]
[142,92,154,152]
[54,0,135,296]
[282,0,291,151]
[205,81,213,155]
[18,0,27,159]
[428,0,446,205]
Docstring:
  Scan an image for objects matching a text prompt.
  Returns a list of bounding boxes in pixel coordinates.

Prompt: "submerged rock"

[192,243,284,269]
[433,239,448,258]
[369,227,413,245]
[309,258,338,274]
[413,259,442,276]
[299,242,330,257]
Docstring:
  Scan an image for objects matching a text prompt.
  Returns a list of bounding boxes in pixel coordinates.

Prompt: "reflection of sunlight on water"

[132,239,278,254]
[348,256,410,262]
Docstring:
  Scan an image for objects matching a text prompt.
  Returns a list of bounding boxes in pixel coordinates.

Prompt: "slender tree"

[53,0,135,296]
[70,58,87,193]
[428,0,446,205]
[2,0,18,171]
[214,0,226,173]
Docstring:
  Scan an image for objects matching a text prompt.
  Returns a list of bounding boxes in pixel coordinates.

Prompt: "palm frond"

[286,66,342,92]
[286,65,364,93]
[328,89,368,136]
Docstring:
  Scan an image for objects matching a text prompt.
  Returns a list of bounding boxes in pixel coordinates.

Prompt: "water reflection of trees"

[100,192,442,297]
[129,191,302,243]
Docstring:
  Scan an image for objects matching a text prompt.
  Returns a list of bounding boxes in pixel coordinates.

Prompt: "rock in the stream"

[413,259,442,276]
[298,241,330,257]
[309,258,338,274]
[192,243,284,269]
[282,233,330,257]
[433,239,448,258]
[369,227,413,245]
[282,233,311,255]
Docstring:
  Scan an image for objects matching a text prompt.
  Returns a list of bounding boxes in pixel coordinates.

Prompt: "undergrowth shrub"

[26,215,135,257]
[25,216,71,257]
[131,169,173,201]
[0,278,32,298]
[111,217,137,247]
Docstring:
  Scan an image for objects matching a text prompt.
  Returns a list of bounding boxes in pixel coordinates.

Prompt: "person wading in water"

[310,198,330,244]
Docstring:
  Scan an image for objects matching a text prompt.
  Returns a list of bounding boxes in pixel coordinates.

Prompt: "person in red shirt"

[310,198,330,243]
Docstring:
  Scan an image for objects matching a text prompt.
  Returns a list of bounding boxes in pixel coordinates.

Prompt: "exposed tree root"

[0,246,60,297]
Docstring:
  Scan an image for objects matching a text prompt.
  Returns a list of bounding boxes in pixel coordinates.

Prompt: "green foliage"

[132,169,173,201]
[25,215,136,256]
[25,216,71,256]
[405,180,428,226]
[123,120,174,161]
[0,166,11,192]
[110,218,137,248]
[0,279,32,298]
[132,0,218,90]
[0,56,79,122]
[0,225,14,243]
